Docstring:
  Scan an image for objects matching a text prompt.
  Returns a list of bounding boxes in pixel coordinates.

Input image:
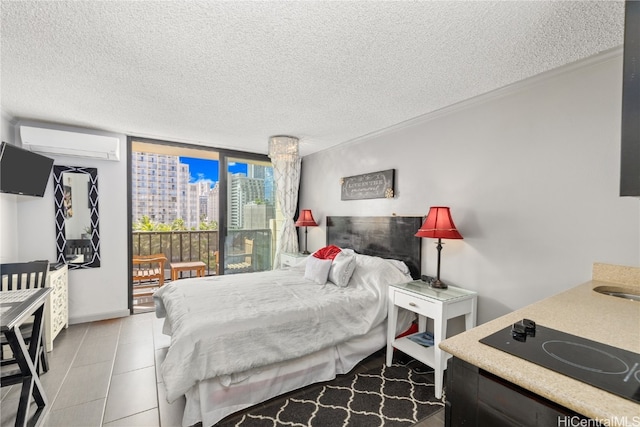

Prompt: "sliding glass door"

[129,138,279,311]
[222,156,279,274]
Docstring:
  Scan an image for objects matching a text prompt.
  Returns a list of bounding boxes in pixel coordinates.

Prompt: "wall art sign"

[341,169,395,200]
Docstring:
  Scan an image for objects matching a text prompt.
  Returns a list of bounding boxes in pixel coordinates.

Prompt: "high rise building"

[228,173,266,229]
[208,182,220,226]
[247,164,276,203]
[247,164,266,180]
[192,180,214,227]
[187,183,199,228]
[132,152,207,228]
[132,152,184,224]
[177,162,190,225]
[243,203,275,229]
[133,153,271,231]
[263,167,275,203]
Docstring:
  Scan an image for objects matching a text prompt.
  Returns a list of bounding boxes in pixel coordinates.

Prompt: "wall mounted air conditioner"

[20,125,120,161]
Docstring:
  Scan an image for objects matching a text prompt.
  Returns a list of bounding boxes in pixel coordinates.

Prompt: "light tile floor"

[0,312,444,426]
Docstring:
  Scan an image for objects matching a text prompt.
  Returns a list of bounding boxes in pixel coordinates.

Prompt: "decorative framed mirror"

[53,166,100,269]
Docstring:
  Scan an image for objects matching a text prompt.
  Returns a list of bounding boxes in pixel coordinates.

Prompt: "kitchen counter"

[440,263,640,424]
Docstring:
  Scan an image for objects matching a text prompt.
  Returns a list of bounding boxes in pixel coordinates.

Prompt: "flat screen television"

[0,141,54,197]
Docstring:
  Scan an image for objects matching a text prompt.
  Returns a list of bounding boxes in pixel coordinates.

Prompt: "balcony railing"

[132,229,272,280]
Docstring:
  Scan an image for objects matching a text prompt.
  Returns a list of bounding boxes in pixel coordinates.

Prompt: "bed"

[154,216,423,427]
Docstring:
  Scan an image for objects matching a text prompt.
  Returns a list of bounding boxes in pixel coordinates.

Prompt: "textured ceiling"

[1,1,625,157]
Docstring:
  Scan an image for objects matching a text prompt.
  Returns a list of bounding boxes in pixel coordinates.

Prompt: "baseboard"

[69,309,130,325]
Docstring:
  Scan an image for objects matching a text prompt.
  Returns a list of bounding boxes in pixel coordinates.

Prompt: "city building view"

[131,152,276,231]
[131,150,281,278]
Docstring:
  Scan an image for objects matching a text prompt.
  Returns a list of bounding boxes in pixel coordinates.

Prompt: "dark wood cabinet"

[621,1,640,197]
[445,357,592,427]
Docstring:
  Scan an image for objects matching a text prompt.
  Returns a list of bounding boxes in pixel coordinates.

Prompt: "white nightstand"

[280,252,308,267]
[386,281,477,399]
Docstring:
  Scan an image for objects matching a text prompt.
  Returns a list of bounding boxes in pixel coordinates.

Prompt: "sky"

[180,157,248,184]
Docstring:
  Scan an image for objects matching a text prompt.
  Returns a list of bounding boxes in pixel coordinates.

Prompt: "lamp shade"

[415,207,463,239]
[295,209,318,227]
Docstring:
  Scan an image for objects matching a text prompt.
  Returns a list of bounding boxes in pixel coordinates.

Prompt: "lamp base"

[301,250,311,255]
[429,279,448,290]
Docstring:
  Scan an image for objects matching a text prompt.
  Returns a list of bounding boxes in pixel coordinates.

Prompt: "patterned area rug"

[218,363,444,427]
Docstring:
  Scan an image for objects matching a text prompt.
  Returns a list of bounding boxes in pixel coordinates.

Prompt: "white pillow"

[329,251,357,287]
[386,259,410,275]
[304,256,332,285]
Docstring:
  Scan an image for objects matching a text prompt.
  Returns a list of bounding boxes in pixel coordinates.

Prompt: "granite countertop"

[439,263,640,424]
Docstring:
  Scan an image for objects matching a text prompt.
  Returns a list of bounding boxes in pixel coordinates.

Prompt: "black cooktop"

[480,320,640,403]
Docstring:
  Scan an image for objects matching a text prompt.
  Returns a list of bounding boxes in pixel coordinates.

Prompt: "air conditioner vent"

[20,126,120,161]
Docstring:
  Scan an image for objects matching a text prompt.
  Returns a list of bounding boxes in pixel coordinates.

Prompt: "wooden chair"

[225,238,254,274]
[132,254,167,297]
[0,261,50,374]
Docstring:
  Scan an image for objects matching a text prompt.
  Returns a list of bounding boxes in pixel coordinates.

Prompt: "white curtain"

[269,136,301,268]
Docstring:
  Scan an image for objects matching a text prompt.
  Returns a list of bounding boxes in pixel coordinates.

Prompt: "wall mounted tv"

[0,141,55,197]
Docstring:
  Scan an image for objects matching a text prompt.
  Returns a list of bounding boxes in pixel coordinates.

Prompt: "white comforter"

[154,254,412,402]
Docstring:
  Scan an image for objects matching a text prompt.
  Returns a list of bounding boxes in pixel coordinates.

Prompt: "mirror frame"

[53,165,100,269]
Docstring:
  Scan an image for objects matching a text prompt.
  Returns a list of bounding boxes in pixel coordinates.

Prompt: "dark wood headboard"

[326,216,422,280]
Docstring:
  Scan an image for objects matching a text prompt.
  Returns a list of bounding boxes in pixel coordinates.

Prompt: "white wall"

[3,50,638,326]
[299,52,640,324]
[0,194,18,263]
[1,112,19,262]
[12,121,129,323]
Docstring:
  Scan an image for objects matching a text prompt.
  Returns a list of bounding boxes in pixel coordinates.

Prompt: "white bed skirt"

[180,310,415,427]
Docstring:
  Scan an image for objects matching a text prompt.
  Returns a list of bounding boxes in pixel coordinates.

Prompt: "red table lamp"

[295,209,318,254]
[415,206,463,289]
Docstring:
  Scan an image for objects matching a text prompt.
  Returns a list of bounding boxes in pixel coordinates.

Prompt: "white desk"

[1,288,51,427]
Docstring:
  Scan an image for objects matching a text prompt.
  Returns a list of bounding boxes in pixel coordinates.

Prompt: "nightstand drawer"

[394,291,436,317]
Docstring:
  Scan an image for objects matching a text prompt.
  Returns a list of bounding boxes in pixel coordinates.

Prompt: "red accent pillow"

[312,245,342,260]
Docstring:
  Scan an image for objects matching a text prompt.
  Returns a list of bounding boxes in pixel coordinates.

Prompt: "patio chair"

[132,254,167,297]
[225,238,254,274]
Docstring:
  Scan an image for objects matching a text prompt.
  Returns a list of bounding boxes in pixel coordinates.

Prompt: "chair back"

[224,239,254,274]
[67,239,93,256]
[0,261,49,291]
[213,251,220,275]
[244,239,254,264]
[133,254,167,270]
[132,254,167,287]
